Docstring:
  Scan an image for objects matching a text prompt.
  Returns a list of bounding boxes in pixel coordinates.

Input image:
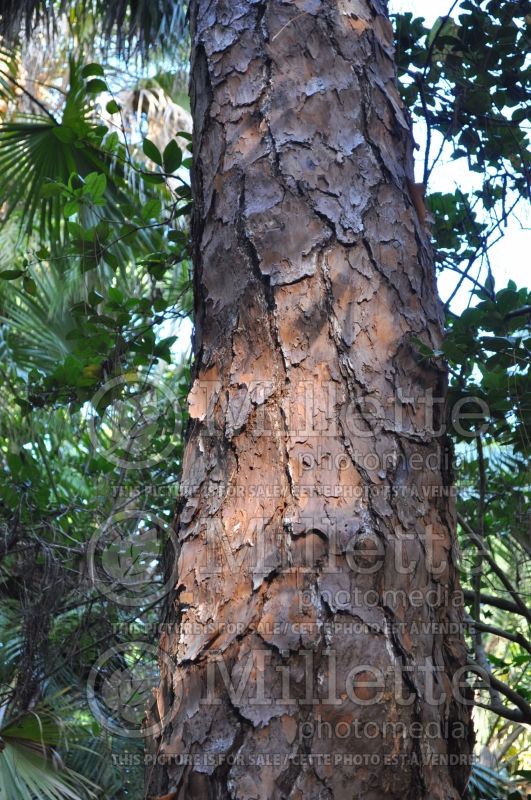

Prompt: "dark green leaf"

[86,78,108,94]
[40,182,65,198]
[64,200,80,217]
[53,126,77,144]
[163,139,182,173]
[81,63,105,78]
[23,276,37,295]
[105,99,121,114]
[143,138,162,166]
[0,269,24,279]
[141,197,162,220]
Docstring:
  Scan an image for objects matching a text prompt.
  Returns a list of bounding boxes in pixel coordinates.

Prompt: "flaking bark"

[146,1,473,797]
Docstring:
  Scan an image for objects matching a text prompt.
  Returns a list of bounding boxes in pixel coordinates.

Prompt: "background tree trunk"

[146,1,473,797]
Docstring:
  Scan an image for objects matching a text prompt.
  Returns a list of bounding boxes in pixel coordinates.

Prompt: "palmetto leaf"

[1,708,62,744]
[468,761,523,799]
[0,709,99,799]
[0,598,23,676]
[0,44,17,107]
[67,738,124,799]
[0,0,188,56]
[0,60,135,245]
[0,117,73,241]
[0,265,77,373]
[0,741,98,799]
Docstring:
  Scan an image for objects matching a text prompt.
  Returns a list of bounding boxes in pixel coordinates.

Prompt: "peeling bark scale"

[146,1,474,798]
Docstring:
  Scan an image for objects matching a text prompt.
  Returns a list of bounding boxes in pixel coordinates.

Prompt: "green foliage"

[0,0,188,56]
[445,281,531,451]
[0,707,98,799]
[0,61,112,242]
[395,4,531,794]
[393,1,529,304]
[394,2,529,185]
[468,763,526,800]
[0,53,192,800]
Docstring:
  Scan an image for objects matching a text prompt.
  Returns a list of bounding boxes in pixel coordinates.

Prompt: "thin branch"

[471,433,486,649]
[465,615,531,655]
[494,725,525,761]
[462,589,530,618]
[414,73,431,186]
[468,653,531,725]
[487,674,531,724]
[270,12,308,42]
[4,74,58,123]
[444,194,520,308]
[458,513,531,622]
[474,699,530,725]
[505,305,531,321]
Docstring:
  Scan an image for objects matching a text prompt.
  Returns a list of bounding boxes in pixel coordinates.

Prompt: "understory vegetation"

[0,1,529,797]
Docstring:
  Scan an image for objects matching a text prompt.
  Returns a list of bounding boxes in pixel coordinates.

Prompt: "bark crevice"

[146,2,473,797]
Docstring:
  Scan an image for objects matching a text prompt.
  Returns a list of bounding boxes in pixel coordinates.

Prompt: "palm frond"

[468,761,524,799]
[0,61,178,283]
[0,741,98,799]
[0,0,188,57]
[0,599,24,677]
[0,59,140,244]
[66,735,128,798]
[0,265,77,374]
[0,708,99,799]
[0,44,18,109]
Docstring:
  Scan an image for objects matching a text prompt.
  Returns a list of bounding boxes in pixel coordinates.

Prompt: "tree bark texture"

[146,1,473,797]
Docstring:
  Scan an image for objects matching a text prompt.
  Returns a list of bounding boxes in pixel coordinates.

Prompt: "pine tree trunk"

[146,1,473,797]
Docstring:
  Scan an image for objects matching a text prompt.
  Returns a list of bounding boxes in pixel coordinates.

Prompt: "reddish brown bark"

[146,1,473,797]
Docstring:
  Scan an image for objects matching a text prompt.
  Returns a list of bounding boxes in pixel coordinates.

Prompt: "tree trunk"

[146,1,473,797]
